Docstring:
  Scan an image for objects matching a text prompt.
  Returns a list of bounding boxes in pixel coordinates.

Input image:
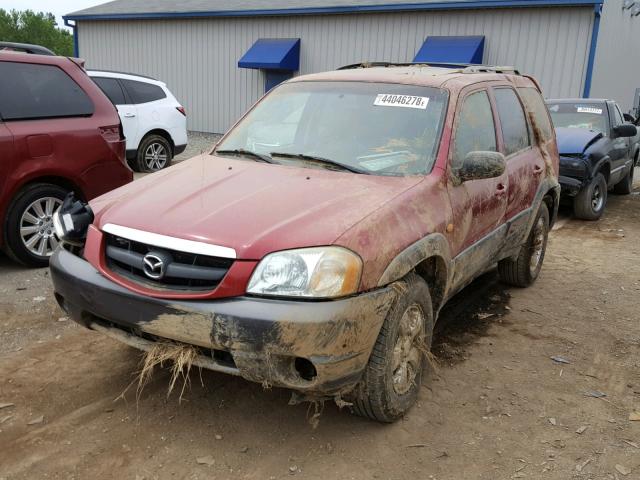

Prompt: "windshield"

[215,81,448,176]
[547,102,608,134]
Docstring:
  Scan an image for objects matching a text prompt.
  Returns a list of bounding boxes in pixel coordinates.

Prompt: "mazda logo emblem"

[143,252,166,280]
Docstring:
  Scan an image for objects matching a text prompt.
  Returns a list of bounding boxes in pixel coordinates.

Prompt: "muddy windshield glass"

[215,81,448,176]
[547,102,609,134]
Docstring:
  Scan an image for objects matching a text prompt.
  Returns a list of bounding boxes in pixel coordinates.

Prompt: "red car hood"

[91,154,423,260]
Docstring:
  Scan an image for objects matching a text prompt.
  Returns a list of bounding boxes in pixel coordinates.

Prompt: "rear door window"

[518,87,554,142]
[121,79,166,104]
[452,90,497,168]
[93,77,126,105]
[494,88,530,156]
[0,61,94,120]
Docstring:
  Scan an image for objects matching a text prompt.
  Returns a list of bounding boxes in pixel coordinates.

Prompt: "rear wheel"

[134,134,172,172]
[498,202,549,287]
[613,164,634,195]
[351,273,434,423]
[3,183,67,267]
[574,173,607,220]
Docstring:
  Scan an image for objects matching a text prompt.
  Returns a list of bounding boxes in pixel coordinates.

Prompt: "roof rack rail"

[0,41,55,56]
[86,69,158,81]
[338,61,520,75]
[461,65,520,75]
[338,61,471,70]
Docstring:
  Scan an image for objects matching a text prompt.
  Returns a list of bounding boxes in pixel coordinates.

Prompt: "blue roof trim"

[64,0,604,21]
[414,35,485,63]
[238,38,301,70]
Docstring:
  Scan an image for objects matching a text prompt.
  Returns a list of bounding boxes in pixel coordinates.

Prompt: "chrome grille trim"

[102,223,236,259]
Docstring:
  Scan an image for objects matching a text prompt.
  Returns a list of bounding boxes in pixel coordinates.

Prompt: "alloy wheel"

[144,142,168,170]
[529,216,546,273]
[391,304,425,395]
[19,197,63,257]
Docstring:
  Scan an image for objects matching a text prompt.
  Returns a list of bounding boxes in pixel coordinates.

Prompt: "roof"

[65,0,603,21]
[287,64,525,89]
[87,69,161,83]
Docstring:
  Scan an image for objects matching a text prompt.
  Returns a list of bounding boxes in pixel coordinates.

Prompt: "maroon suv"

[50,64,559,422]
[0,51,133,267]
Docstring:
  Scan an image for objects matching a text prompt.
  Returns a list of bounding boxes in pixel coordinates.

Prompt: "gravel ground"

[174,131,222,163]
[1,172,640,479]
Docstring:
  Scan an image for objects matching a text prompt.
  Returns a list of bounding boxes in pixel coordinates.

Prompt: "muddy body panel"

[50,248,395,396]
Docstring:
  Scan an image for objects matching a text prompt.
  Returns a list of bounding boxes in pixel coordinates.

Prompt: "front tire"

[574,173,607,220]
[351,273,434,423]
[3,183,67,267]
[613,165,634,195]
[134,134,173,172]
[498,202,549,288]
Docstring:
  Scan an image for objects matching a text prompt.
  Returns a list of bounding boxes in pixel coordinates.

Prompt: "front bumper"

[50,248,394,396]
[559,175,586,197]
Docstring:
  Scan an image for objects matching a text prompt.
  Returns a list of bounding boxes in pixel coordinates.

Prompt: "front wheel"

[3,183,67,267]
[134,135,173,172]
[574,173,607,220]
[498,202,549,288]
[351,273,434,423]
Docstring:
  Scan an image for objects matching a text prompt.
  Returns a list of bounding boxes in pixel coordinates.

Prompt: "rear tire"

[574,173,607,220]
[134,134,173,172]
[613,165,634,195]
[498,202,549,288]
[351,273,434,423]
[3,183,68,268]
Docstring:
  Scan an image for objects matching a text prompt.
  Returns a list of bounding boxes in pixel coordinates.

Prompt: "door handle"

[533,165,544,175]
[123,113,136,118]
[496,183,507,196]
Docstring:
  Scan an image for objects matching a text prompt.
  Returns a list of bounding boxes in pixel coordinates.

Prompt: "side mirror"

[613,124,637,138]
[457,151,506,183]
[623,113,636,123]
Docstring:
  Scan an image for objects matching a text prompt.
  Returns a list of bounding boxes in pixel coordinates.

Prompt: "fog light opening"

[294,357,317,381]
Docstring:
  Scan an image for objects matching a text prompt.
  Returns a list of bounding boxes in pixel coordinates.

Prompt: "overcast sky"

[1,0,106,29]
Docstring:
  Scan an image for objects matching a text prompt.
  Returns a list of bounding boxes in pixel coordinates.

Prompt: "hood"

[555,127,603,155]
[91,154,422,260]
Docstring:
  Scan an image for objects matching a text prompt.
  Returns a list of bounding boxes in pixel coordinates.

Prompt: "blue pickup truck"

[546,99,638,220]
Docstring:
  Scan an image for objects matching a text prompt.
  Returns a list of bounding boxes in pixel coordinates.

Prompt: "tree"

[0,9,73,56]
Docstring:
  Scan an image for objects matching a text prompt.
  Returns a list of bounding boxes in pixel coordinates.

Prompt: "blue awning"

[238,38,300,70]
[413,36,485,64]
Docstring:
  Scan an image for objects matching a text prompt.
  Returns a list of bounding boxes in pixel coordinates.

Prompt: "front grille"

[104,233,234,292]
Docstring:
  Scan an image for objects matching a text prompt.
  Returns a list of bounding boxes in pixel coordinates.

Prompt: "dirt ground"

[1,172,640,480]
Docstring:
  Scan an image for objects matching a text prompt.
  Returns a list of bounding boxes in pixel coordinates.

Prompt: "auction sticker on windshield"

[374,94,429,110]
[576,106,603,115]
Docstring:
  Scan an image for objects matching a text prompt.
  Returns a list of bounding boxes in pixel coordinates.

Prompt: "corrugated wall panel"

[78,6,594,133]
[591,1,640,113]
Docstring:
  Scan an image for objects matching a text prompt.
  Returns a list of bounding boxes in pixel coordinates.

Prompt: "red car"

[0,50,133,267]
[51,63,559,422]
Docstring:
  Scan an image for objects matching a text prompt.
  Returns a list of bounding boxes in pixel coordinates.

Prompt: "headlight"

[52,193,94,246]
[247,247,362,298]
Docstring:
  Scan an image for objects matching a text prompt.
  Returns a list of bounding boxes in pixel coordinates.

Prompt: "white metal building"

[63,0,639,134]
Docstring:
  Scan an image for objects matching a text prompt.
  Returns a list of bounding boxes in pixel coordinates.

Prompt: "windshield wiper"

[270,152,368,174]
[214,148,274,163]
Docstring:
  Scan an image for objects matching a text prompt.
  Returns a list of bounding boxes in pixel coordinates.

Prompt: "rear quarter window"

[121,79,166,104]
[0,61,94,120]
[517,87,553,143]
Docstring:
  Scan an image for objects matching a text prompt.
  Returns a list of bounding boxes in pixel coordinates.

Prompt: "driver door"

[446,86,509,291]
[446,87,508,258]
